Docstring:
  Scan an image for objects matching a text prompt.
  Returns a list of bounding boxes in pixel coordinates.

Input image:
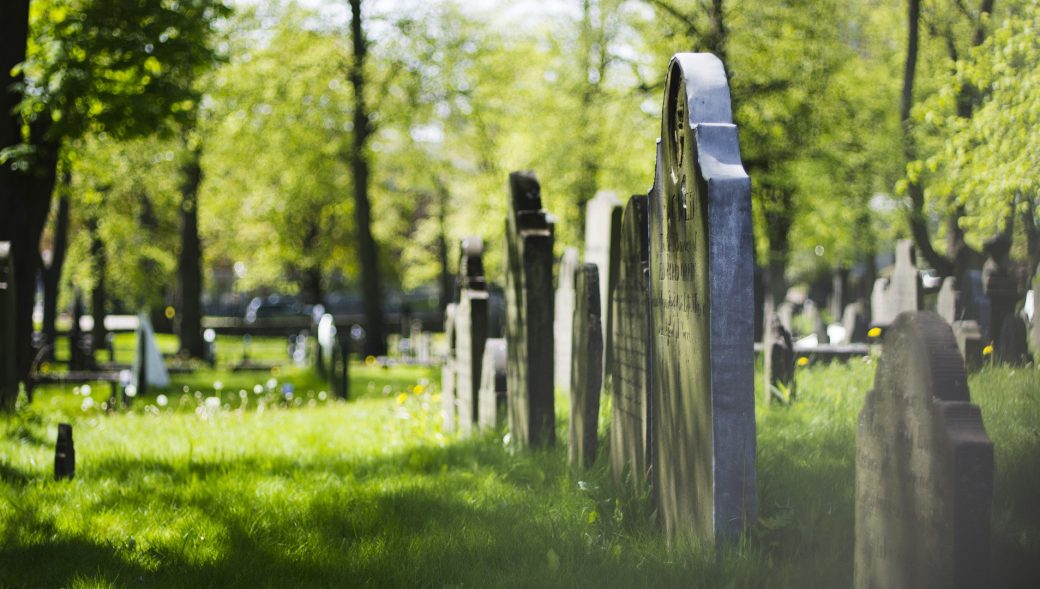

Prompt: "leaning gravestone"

[870,240,922,329]
[554,247,579,392]
[504,171,556,448]
[134,312,170,390]
[764,315,794,404]
[478,338,508,430]
[609,195,653,495]
[649,53,756,544]
[441,303,458,432]
[454,237,490,434]
[0,242,16,404]
[584,191,623,350]
[855,311,993,589]
[569,263,603,469]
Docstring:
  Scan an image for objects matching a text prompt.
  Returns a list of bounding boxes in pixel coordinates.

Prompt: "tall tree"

[177,142,204,357]
[349,0,386,356]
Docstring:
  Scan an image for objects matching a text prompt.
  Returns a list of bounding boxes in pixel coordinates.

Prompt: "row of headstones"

[441,236,508,434]
[871,237,1035,368]
[440,53,1009,585]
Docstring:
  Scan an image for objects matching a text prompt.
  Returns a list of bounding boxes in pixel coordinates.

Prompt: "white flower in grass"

[318,391,327,401]
[124,384,138,398]
[213,380,224,391]
[266,378,277,391]
[205,397,221,409]
[253,384,263,395]
[81,397,95,411]
[82,384,92,396]
[156,394,168,407]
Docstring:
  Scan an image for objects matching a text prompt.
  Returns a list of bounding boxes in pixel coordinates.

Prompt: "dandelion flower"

[797,357,809,367]
[396,393,407,405]
[867,327,881,338]
[982,344,993,356]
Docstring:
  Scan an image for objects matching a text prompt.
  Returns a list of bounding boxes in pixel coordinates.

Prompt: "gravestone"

[805,301,829,344]
[134,312,170,390]
[777,301,794,332]
[441,303,457,432]
[870,240,922,329]
[855,311,993,589]
[994,314,1029,366]
[504,171,556,448]
[584,190,623,351]
[952,320,984,372]
[982,235,1018,346]
[842,302,870,344]
[54,423,75,481]
[609,195,653,495]
[455,237,490,434]
[936,277,959,325]
[764,316,794,403]
[0,242,16,405]
[830,267,850,321]
[649,53,756,544]
[569,263,603,469]
[554,247,579,392]
[478,338,508,430]
[961,271,991,339]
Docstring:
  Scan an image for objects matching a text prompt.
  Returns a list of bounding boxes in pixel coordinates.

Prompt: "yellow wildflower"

[413,384,426,394]
[982,344,993,356]
[867,327,881,338]
[164,306,176,320]
[365,355,377,366]
[796,357,810,367]
[396,393,407,405]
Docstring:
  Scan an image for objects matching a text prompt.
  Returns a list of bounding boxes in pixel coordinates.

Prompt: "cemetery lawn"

[2,357,1039,588]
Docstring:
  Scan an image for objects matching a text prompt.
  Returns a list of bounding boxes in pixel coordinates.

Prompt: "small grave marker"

[569,264,602,469]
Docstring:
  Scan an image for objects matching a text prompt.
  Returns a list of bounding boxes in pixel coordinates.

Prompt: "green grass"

[2,357,1038,587]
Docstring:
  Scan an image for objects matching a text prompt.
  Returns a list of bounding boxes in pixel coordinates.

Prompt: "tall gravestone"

[870,240,922,329]
[841,302,869,344]
[554,247,579,392]
[961,270,991,339]
[504,171,556,448]
[995,314,1029,366]
[610,195,653,495]
[982,235,1018,346]
[0,242,16,405]
[649,53,756,544]
[569,264,603,469]
[455,237,490,434]
[855,311,993,589]
[478,338,508,430]
[441,303,458,432]
[584,191,623,353]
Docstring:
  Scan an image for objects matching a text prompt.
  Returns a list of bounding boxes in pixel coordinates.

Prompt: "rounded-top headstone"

[855,311,993,589]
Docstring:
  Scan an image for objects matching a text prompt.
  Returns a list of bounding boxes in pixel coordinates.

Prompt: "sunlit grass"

[1,359,1038,587]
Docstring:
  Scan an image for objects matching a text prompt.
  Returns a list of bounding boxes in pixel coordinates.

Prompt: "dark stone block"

[505,171,555,448]
[569,264,602,469]
[54,423,75,481]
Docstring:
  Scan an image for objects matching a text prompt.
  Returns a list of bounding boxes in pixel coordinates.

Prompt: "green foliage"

[21,0,230,142]
[916,4,1040,239]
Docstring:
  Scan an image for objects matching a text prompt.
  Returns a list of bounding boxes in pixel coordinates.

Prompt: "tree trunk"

[89,218,107,351]
[41,188,70,359]
[299,264,324,307]
[436,184,452,314]
[177,148,205,358]
[349,0,386,356]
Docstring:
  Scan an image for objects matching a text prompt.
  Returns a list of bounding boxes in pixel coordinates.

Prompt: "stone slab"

[569,263,603,469]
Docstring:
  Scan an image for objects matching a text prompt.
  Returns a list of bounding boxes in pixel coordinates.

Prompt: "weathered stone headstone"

[134,312,169,389]
[764,316,794,403]
[936,277,959,325]
[504,171,556,448]
[569,264,603,469]
[982,234,1018,346]
[805,301,830,344]
[478,338,507,430]
[961,270,991,338]
[609,195,653,495]
[842,302,869,344]
[649,54,756,543]
[0,242,15,405]
[554,247,579,392]
[584,190,623,348]
[994,314,1029,366]
[830,267,850,321]
[441,303,457,432]
[455,237,490,434]
[952,320,984,372]
[855,311,993,589]
[870,240,922,328]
